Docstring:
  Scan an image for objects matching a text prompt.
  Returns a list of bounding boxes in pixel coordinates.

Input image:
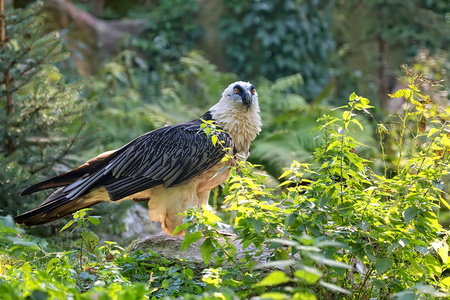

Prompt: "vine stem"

[397,100,410,174]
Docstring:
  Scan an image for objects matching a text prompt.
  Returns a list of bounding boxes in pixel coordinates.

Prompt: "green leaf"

[351,119,364,131]
[388,89,406,99]
[285,212,298,227]
[255,260,296,269]
[279,169,292,179]
[440,276,450,287]
[200,238,215,265]
[394,291,416,300]
[295,266,322,284]
[440,198,450,211]
[7,237,40,250]
[319,280,351,294]
[203,209,222,223]
[181,231,202,251]
[254,271,290,287]
[403,207,419,225]
[259,292,289,300]
[437,243,449,264]
[81,231,99,252]
[60,220,75,232]
[274,249,290,261]
[211,135,218,146]
[252,218,263,234]
[172,222,190,236]
[427,128,439,138]
[306,253,352,269]
[326,140,341,152]
[373,279,386,289]
[375,258,393,274]
[87,216,101,226]
[73,208,93,220]
[291,292,317,300]
[183,268,194,279]
[342,111,351,122]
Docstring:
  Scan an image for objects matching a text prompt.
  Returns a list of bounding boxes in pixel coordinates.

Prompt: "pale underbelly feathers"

[129,160,232,235]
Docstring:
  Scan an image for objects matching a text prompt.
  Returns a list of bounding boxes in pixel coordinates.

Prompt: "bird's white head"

[221,81,259,109]
[209,81,262,156]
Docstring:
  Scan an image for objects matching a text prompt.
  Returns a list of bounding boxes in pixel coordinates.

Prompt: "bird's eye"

[233,88,239,94]
[251,88,256,95]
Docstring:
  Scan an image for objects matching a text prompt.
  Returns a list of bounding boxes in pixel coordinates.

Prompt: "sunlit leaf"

[437,243,449,264]
[259,292,289,300]
[59,220,75,232]
[295,266,322,284]
[254,271,290,287]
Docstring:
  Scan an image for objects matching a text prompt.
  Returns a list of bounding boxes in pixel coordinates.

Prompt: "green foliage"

[1,211,206,299]
[2,68,450,298]
[250,74,376,179]
[220,0,335,101]
[0,1,97,216]
[122,0,201,89]
[116,250,204,298]
[179,74,450,298]
[60,208,101,269]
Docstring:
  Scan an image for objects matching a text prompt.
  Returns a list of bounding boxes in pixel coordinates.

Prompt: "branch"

[44,0,147,54]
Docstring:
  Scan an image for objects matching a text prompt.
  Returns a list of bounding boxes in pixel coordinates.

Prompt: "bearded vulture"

[14,81,262,235]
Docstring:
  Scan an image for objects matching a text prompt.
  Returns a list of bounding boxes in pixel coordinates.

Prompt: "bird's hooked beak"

[241,90,252,109]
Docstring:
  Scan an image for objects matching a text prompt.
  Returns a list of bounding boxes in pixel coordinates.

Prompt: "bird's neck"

[209,100,262,156]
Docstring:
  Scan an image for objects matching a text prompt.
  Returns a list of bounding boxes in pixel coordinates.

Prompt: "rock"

[122,204,161,240]
[130,232,205,263]
[130,229,273,267]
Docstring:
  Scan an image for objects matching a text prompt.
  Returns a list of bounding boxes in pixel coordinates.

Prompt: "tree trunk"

[1,0,16,154]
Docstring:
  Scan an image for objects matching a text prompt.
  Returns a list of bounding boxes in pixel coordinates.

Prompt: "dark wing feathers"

[19,117,232,204]
[102,120,232,200]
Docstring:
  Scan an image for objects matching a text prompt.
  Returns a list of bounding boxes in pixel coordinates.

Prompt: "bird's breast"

[195,160,232,194]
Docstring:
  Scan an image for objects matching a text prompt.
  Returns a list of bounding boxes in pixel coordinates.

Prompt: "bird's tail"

[14,188,101,226]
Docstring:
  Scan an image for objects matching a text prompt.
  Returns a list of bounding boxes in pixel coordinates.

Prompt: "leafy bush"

[180,73,450,299]
[2,70,449,299]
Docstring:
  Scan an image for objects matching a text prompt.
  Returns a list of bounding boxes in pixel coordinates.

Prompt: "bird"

[14,81,262,235]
